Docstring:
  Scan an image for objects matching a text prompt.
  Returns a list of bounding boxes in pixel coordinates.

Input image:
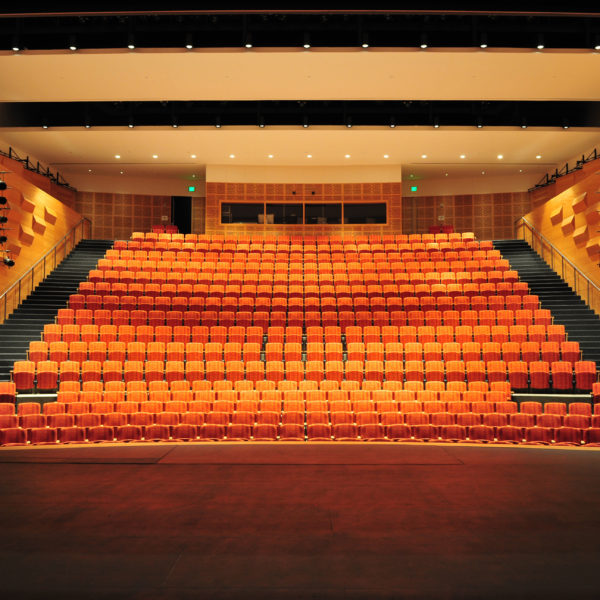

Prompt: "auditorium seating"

[3,231,597,446]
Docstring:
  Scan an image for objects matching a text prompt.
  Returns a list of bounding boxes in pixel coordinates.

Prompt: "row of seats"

[40,324,568,344]
[68,294,542,311]
[93,261,512,276]
[3,424,600,446]
[78,280,531,296]
[4,410,597,430]
[98,256,510,269]
[62,308,552,327]
[42,322,566,343]
[129,231,478,244]
[11,358,596,390]
[27,340,582,364]
[105,248,505,262]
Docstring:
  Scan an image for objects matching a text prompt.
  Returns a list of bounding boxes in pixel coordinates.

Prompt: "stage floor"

[1,443,599,599]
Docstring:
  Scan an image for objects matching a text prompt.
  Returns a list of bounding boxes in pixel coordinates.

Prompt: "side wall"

[0,155,83,314]
[75,192,171,240]
[402,191,531,239]
[521,168,600,303]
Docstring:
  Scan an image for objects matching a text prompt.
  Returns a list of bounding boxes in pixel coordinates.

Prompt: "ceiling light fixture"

[152,154,158,159]
[127,33,135,50]
[185,33,193,49]
[433,117,440,129]
[69,35,77,51]
[497,154,504,159]
[115,154,121,159]
[420,33,428,49]
[302,116,309,128]
[306,154,312,158]
[344,154,351,158]
[346,117,352,128]
[268,154,274,158]
[536,154,542,159]
[480,33,488,49]
[476,117,483,128]
[229,154,235,158]
[383,154,389,159]
[460,154,466,159]
[215,116,222,128]
[190,154,196,159]
[389,117,396,128]
[361,33,369,48]
[421,154,427,159]
[244,33,252,48]
[303,33,311,49]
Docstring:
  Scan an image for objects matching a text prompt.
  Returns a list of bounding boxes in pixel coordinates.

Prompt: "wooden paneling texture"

[205,182,402,236]
[191,197,206,234]
[520,168,600,313]
[0,159,84,317]
[402,192,531,240]
[75,192,171,240]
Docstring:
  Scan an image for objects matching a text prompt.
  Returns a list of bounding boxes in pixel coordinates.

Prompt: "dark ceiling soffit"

[1,12,600,50]
[1,100,599,128]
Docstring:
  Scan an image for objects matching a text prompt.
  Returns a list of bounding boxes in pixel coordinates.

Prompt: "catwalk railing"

[516,216,600,316]
[0,218,91,324]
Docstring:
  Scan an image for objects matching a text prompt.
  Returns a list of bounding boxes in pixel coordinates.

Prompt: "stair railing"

[516,216,600,316]
[0,217,92,325]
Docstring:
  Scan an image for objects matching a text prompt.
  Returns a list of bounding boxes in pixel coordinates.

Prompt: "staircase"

[0,239,113,381]
[494,239,600,369]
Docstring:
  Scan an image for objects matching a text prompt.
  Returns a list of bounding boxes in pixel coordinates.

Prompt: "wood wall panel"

[522,168,600,289]
[0,159,83,298]
[402,192,531,240]
[75,191,171,239]
[191,197,206,234]
[205,182,402,236]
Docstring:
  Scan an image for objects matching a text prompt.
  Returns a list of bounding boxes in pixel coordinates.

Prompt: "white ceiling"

[0,47,599,194]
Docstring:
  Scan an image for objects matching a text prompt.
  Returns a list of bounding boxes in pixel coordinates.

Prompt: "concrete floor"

[1,443,599,600]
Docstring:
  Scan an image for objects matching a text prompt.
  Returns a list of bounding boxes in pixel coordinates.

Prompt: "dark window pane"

[305,203,341,224]
[221,203,264,224]
[344,203,387,224]
[266,203,303,224]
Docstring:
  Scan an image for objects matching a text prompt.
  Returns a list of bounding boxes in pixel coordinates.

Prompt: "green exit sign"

[410,185,418,192]
[188,186,196,192]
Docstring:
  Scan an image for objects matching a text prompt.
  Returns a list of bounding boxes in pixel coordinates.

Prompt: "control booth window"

[305,203,342,225]
[344,203,387,224]
[221,203,264,223]
[266,203,303,224]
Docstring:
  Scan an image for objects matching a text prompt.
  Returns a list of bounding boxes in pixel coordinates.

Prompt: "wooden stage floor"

[1,443,599,600]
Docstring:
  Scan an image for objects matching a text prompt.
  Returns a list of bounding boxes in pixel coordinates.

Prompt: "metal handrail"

[0,217,91,322]
[516,216,600,305]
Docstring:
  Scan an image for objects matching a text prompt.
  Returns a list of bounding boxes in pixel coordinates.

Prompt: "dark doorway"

[172,196,192,234]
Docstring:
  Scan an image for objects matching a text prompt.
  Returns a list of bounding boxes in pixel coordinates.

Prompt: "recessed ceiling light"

[344,154,351,158]
[481,171,485,175]
[383,154,389,159]
[120,170,124,175]
[268,154,274,158]
[519,169,523,172]
[362,42,369,48]
[12,46,19,52]
[421,154,427,159]
[128,123,134,128]
[497,154,504,159]
[595,44,600,51]
[229,154,235,158]
[69,45,77,51]
[127,43,135,50]
[245,42,252,48]
[306,154,312,158]
[114,154,121,159]
[88,169,92,173]
[460,154,466,159]
[152,154,158,159]
[445,173,449,176]
[536,155,542,159]
[190,154,196,159]
[185,44,193,49]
